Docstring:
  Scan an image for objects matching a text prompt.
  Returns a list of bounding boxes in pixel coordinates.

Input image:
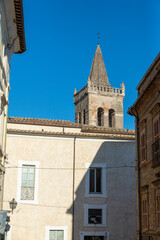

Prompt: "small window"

[84,204,107,226]
[109,109,115,127]
[21,165,35,200]
[49,230,64,240]
[89,168,101,193]
[88,209,102,224]
[97,108,104,126]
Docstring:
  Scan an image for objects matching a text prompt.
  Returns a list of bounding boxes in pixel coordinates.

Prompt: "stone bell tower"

[73,44,125,129]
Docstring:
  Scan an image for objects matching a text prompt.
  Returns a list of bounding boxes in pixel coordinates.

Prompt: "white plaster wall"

[4,133,136,240]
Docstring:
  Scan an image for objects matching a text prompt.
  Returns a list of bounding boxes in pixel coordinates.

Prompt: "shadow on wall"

[66,140,137,240]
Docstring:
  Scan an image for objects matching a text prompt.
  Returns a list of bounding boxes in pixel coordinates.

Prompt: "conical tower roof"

[88,44,109,86]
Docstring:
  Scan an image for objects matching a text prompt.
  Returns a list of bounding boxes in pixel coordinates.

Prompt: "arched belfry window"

[83,109,86,124]
[79,112,82,124]
[109,109,115,127]
[97,108,104,126]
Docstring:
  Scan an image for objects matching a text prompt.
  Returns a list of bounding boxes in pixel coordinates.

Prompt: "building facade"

[128,52,160,240]
[4,117,136,240]
[0,0,26,208]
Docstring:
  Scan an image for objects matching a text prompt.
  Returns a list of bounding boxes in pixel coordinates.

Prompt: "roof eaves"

[14,0,26,53]
[7,128,135,140]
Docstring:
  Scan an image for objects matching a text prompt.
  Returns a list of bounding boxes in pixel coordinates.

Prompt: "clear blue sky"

[9,0,160,130]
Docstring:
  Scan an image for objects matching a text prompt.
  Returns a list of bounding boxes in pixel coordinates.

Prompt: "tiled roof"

[8,116,80,127]
[7,116,135,139]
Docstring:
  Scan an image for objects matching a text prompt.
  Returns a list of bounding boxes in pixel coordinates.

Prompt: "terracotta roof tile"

[7,117,135,137]
[8,116,80,127]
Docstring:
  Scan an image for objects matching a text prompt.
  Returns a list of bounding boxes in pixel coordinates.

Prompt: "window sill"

[18,199,38,205]
[85,193,107,198]
[84,223,107,227]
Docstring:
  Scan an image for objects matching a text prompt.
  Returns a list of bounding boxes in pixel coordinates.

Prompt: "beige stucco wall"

[4,130,136,240]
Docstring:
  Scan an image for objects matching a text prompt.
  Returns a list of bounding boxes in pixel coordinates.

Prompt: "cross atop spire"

[97,32,100,45]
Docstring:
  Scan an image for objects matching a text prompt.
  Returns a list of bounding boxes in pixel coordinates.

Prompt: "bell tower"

[73,44,125,129]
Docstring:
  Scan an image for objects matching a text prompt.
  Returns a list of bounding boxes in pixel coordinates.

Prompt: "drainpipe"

[72,137,76,240]
[128,107,141,240]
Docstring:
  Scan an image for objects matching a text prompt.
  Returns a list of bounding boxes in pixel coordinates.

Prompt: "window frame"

[84,204,107,227]
[17,160,39,204]
[141,192,148,231]
[89,167,102,193]
[45,226,68,240]
[140,132,146,163]
[80,231,109,240]
[85,163,107,198]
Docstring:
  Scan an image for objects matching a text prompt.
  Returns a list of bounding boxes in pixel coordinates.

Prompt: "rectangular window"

[140,134,146,162]
[45,226,67,240]
[17,161,39,204]
[21,165,35,200]
[84,204,107,226]
[156,190,160,229]
[49,230,64,240]
[85,163,107,198]
[89,168,101,193]
[88,209,102,224]
[142,198,148,230]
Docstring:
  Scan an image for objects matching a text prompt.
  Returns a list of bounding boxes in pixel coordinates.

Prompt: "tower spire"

[88,44,109,86]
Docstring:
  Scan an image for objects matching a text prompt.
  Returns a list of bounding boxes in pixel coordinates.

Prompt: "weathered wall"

[135,72,160,240]
[88,93,124,128]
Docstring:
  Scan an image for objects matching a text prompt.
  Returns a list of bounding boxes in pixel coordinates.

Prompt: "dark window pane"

[96,168,101,193]
[89,169,95,192]
[88,209,102,224]
[83,110,86,124]
[97,108,104,126]
[79,113,81,124]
